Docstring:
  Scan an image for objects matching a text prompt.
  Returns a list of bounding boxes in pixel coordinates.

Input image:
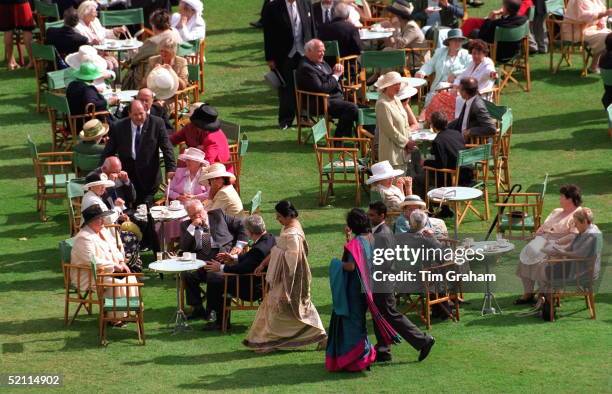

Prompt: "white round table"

[465,240,515,315]
[94,40,143,84]
[406,77,427,88]
[102,89,138,102]
[149,258,207,334]
[135,206,188,256]
[428,186,483,239]
[359,30,393,41]
[410,130,437,143]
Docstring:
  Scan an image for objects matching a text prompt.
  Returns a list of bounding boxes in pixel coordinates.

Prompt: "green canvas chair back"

[362,50,406,70]
[239,134,249,156]
[545,0,564,16]
[323,40,340,58]
[32,42,56,62]
[90,257,98,282]
[483,100,513,134]
[601,68,612,86]
[178,39,200,57]
[45,20,64,30]
[457,144,491,167]
[35,0,60,19]
[187,63,199,83]
[312,119,328,145]
[247,190,262,214]
[59,238,74,263]
[67,178,86,199]
[27,135,38,158]
[44,92,71,115]
[47,69,74,91]
[494,22,529,43]
[219,120,241,144]
[357,107,377,126]
[100,8,144,27]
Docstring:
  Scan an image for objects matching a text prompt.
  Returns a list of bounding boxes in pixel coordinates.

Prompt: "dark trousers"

[206,272,262,320]
[183,268,209,307]
[373,292,430,353]
[277,54,303,126]
[328,98,358,138]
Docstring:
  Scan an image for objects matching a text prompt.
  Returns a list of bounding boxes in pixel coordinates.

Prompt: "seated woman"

[168,147,210,203]
[462,0,531,43]
[70,204,138,301]
[45,8,89,61]
[73,119,109,171]
[66,45,115,92]
[199,163,243,217]
[366,161,413,211]
[171,0,206,42]
[515,184,582,305]
[75,1,127,70]
[326,208,400,372]
[562,0,612,73]
[415,29,471,107]
[123,9,182,90]
[244,201,327,353]
[420,39,496,122]
[145,63,180,116]
[383,1,430,69]
[146,37,189,90]
[393,197,448,238]
[171,104,234,172]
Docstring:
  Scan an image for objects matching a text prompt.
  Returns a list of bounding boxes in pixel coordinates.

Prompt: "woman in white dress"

[171,0,206,42]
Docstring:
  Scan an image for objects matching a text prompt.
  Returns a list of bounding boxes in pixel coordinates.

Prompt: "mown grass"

[0,1,610,392]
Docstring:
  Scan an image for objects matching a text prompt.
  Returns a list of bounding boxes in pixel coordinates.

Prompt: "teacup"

[170,200,181,209]
[182,252,192,261]
[137,204,147,215]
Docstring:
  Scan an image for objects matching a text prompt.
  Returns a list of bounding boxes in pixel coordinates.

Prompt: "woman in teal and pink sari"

[325,208,401,372]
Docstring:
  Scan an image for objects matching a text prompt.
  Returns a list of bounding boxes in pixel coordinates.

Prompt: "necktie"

[134,125,142,158]
[194,226,212,257]
[325,9,330,23]
[194,226,202,249]
[458,102,467,131]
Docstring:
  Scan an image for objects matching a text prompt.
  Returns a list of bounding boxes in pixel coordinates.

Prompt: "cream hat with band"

[79,119,109,141]
[374,71,410,92]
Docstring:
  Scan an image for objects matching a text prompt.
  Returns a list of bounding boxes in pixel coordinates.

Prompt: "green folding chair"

[244,191,262,215]
[546,9,592,76]
[66,178,86,235]
[360,50,409,103]
[178,39,200,57]
[34,0,60,42]
[496,174,548,239]
[73,151,102,177]
[44,91,74,150]
[219,120,241,147]
[100,8,144,31]
[322,40,360,102]
[45,20,64,30]
[32,42,57,112]
[492,22,531,92]
[47,68,75,91]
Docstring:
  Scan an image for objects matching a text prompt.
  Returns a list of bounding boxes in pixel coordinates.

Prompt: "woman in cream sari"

[244,201,327,353]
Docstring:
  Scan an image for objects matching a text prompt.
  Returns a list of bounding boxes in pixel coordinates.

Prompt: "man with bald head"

[102,99,176,205]
[120,88,174,133]
[296,38,359,137]
[89,156,137,210]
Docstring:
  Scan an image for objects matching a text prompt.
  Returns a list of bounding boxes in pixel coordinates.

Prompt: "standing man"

[263,0,317,129]
[313,0,335,30]
[120,88,174,134]
[102,100,176,206]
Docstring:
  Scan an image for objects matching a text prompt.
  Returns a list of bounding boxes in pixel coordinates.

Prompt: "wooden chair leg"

[64,292,70,326]
[99,312,105,346]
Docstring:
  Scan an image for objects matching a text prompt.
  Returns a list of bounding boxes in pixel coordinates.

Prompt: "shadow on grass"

[545,169,612,195]
[123,349,285,367]
[512,128,611,151]
[529,68,600,88]
[178,362,365,390]
[512,109,604,133]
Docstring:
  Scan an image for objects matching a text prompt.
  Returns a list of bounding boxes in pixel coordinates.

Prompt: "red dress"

[0,0,35,32]
[170,123,234,173]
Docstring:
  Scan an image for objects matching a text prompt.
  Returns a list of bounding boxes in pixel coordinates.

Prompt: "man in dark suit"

[448,77,496,140]
[101,100,176,206]
[313,0,334,30]
[317,2,362,58]
[45,8,88,59]
[202,215,276,330]
[180,200,249,320]
[295,38,359,138]
[263,0,317,129]
[477,0,527,62]
[368,201,393,235]
[120,88,173,134]
[90,157,137,210]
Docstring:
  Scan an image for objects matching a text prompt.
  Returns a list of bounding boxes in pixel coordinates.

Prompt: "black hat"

[81,204,114,226]
[386,0,414,20]
[190,104,221,131]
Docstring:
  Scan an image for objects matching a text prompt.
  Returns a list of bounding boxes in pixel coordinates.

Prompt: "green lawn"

[0,1,611,392]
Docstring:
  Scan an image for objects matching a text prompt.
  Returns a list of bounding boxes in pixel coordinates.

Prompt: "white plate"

[168,206,183,211]
[150,206,164,212]
[427,6,442,11]
[436,82,452,91]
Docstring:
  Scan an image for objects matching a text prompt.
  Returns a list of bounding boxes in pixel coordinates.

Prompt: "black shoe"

[418,337,435,362]
[468,0,484,6]
[375,347,392,362]
[250,20,263,28]
[435,206,454,219]
[186,307,207,321]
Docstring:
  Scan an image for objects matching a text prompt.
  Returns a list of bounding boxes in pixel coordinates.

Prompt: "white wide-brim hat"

[374,71,410,92]
[198,163,235,183]
[83,173,115,190]
[181,0,203,15]
[147,66,179,100]
[178,147,209,164]
[397,83,418,101]
[66,45,107,72]
[399,195,426,208]
[519,236,549,265]
[366,160,404,184]
[79,119,109,141]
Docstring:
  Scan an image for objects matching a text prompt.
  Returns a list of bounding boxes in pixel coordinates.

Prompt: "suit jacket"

[101,116,176,197]
[45,26,88,58]
[424,128,473,186]
[317,17,363,57]
[262,0,316,63]
[179,208,248,260]
[208,185,244,217]
[448,95,496,137]
[312,2,334,29]
[90,166,138,209]
[121,102,174,133]
[478,15,528,62]
[373,223,393,235]
[296,57,344,110]
[224,232,276,274]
